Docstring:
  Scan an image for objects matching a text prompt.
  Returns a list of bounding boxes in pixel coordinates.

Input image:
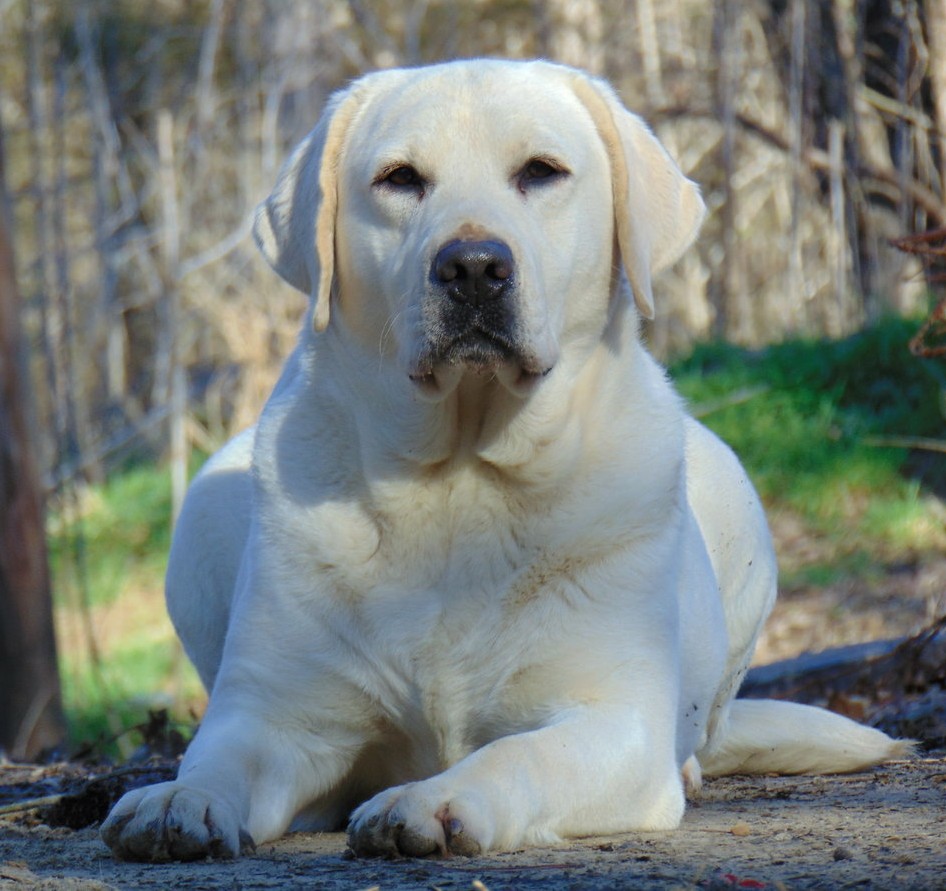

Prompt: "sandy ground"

[1,756,944,890]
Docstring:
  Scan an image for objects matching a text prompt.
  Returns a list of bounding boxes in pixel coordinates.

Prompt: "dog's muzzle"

[423,238,521,368]
[409,238,553,396]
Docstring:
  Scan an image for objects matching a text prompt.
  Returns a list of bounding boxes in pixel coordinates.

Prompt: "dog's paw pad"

[441,811,482,857]
[100,782,247,862]
[348,787,484,859]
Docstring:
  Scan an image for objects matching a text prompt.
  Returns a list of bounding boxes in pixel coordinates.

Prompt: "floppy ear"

[253,85,365,332]
[570,75,705,319]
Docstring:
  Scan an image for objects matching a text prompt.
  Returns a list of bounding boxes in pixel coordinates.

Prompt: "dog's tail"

[699,698,915,777]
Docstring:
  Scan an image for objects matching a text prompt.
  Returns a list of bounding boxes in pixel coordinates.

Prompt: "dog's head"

[254,60,704,400]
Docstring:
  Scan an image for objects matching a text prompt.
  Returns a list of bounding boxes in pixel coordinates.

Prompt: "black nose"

[431,240,515,307]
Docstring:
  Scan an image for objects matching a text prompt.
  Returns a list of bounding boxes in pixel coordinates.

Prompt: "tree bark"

[0,123,66,760]
[924,0,946,194]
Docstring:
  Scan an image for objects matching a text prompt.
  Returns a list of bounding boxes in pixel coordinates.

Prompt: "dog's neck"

[318,335,570,476]
[287,310,651,492]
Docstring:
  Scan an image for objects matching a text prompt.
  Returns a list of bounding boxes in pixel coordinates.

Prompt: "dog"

[101,59,908,862]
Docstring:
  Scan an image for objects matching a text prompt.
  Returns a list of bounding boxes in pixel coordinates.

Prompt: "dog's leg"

[347,702,684,857]
[102,542,371,862]
[100,694,366,861]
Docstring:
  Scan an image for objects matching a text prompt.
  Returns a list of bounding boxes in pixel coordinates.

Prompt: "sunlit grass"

[59,631,203,756]
[672,316,946,568]
[48,464,175,609]
[49,457,205,756]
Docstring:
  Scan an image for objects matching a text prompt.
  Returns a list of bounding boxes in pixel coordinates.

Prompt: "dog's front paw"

[347,783,486,858]
[101,781,254,862]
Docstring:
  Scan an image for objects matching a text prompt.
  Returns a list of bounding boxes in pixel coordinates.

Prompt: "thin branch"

[179,217,252,279]
[0,794,66,816]
[157,110,188,527]
[691,385,769,418]
[195,0,227,134]
[862,435,946,454]
[862,85,934,131]
[43,406,171,494]
[655,105,946,226]
[0,763,178,817]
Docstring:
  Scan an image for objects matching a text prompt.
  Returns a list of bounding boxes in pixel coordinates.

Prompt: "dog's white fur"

[101,60,907,862]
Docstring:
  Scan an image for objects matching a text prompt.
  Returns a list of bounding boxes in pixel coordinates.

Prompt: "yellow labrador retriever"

[102,60,907,861]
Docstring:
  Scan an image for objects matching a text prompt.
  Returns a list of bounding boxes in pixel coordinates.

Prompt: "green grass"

[49,455,206,757]
[48,317,946,754]
[49,469,171,611]
[60,637,199,757]
[670,315,946,583]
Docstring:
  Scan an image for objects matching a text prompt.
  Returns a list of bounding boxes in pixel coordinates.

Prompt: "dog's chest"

[343,577,526,772]
[334,472,568,765]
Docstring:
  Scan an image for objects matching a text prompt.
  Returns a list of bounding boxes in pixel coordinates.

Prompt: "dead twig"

[0,794,65,817]
[0,763,177,824]
[692,385,769,418]
[908,298,946,357]
[889,229,946,357]
[862,435,946,454]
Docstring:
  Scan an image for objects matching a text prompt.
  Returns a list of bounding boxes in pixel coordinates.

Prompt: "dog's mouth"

[408,288,556,399]
[409,327,552,398]
[440,327,519,369]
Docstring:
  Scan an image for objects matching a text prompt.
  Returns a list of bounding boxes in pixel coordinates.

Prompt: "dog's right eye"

[515,157,570,193]
[376,165,425,190]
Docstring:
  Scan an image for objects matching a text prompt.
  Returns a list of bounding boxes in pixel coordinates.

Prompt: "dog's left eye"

[377,165,425,190]
[518,158,568,190]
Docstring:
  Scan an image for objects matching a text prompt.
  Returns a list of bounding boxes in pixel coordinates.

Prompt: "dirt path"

[4,553,944,889]
[2,757,944,890]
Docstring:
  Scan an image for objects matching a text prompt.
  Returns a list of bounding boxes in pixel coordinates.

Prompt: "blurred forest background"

[1,0,945,759]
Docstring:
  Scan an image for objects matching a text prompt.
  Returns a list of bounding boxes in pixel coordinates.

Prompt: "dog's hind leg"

[166,426,256,691]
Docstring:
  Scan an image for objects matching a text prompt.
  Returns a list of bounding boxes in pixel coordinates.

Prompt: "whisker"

[378,308,405,373]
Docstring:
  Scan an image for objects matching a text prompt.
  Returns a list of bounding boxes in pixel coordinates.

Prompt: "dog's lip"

[448,325,517,356]
[500,363,553,398]
[517,365,553,383]
[410,328,512,373]
[408,349,553,398]
[408,362,552,384]
[408,326,555,399]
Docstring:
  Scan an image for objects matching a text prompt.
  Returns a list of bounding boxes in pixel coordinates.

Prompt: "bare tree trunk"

[895,4,917,238]
[196,0,227,138]
[76,5,132,407]
[52,55,102,485]
[547,0,604,72]
[532,0,554,58]
[0,122,66,760]
[158,110,188,526]
[830,0,870,322]
[787,0,808,332]
[828,119,850,335]
[713,0,747,340]
[26,0,59,474]
[402,0,430,65]
[925,0,946,194]
[636,0,664,108]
